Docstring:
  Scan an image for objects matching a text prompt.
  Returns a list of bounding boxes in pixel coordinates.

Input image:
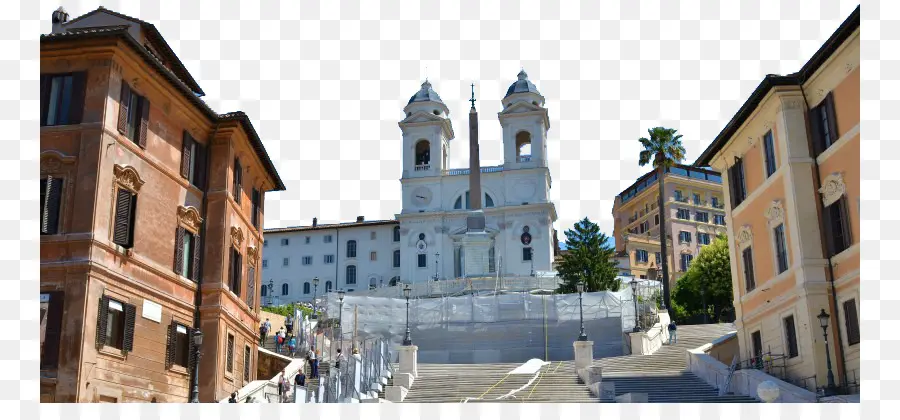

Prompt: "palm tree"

[638,127,686,311]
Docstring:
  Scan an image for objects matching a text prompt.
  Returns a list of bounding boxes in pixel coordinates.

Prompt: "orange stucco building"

[39,7,285,402]
[695,6,860,394]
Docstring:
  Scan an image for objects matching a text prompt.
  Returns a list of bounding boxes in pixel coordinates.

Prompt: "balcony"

[414,164,430,172]
[712,202,725,209]
[517,155,532,163]
[674,196,689,203]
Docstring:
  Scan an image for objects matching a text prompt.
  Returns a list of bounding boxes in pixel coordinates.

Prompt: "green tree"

[638,127,687,310]
[671,234,734,324]
[557,217,620,293]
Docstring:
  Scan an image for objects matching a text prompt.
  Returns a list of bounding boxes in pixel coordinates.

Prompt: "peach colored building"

[40,7,285,402]
[695,6,859,394]
[612,164,728,290]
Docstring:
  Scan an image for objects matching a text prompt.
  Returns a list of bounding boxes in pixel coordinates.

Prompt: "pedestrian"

[295,369,307,387]
[285,314,294,336]
[245,396,254,403]
[668,320,678,345]
[259,319,270,346]
[277,370,287,402]
[228,392,237,403]
[310,351,319,377]
[288,336,297,358]
[335,348,345,370]
[276,330,285,353]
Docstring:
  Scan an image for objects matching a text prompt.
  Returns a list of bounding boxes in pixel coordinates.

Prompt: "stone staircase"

[400,323,758,403]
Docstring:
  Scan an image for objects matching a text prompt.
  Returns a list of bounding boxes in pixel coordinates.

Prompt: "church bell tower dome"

[404,80,450,118]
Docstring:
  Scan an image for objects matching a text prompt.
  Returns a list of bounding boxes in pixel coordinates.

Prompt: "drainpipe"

[190,124,217,402]
[798,84,849,390]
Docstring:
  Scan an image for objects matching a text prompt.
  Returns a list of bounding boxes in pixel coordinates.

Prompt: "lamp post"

[817,309,838,396]
[630,278,641,332]
[311,277,319,319]
[338,289,346,352]
[434,252,440,281]
[402,284,412,346]
[190,329,203,403]
[577,281,587,341]
[267,279,274,307]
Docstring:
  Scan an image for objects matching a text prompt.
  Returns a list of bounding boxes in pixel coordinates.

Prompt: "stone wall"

[257,347,291,380]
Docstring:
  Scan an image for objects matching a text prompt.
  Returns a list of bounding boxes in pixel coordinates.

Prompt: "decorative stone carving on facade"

[716,227,727,236]
[177,206,203,235]
[736,225,753,249]
[845,62,855,74]
[247,242,259,267]
[781,98,805,111]
[113,164,145,193]
[40,150,76,175]
[230,226,244,248]
[764,200,785,228]
[697,225,708,233]
[819,172,846,207]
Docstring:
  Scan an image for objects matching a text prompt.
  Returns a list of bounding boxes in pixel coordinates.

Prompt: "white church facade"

[261,71,558,302]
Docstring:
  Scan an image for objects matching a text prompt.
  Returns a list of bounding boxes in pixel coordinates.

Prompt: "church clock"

[411,186,433,208]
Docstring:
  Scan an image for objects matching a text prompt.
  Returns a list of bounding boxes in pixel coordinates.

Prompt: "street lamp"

[190,329,203,403]
[630,278,641,332]
[576,281,587,341]
[402,284,412,346]
[434,252,440,281]
[311,277,319,319]
[267,279,274,307]
[817,309,838,396]
[338,289,346,352]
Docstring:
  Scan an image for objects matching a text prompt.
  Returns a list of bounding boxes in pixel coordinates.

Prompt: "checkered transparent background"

[4,0,887,418]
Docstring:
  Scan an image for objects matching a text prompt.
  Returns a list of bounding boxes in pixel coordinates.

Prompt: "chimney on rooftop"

[51,7,69,34]
[356,216,365,222]
[312,217,318,227]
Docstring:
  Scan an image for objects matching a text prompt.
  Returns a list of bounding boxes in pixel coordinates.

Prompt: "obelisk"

[462,83,491,277]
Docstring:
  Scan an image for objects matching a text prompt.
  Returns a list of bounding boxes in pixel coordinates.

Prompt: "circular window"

[418,233,426,240]
[523,225,530,233]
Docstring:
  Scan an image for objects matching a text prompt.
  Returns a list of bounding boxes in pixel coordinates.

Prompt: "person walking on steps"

[285,314,294,337]
[259,318,271,346]
[277,370,288,402]
[668,320,678,345]
[228,392,237,403]
[309,350,319,378]
[288,335,297,358]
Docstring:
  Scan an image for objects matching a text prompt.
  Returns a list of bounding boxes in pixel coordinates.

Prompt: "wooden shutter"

[40,75,51,126]
[123,303,136,354]
[113,189,134,247]
[43,178,63,235]
[839,198,853,249]
[165,322,176,369]
[194,143,207,190]
[233,159,242,204]
[95,295,110,348]
[41,292,65,369]
[117,82,131,134]
[235,253,243,297]
[228,248,234,290]
[173,227,185,275]
[743,248,755,290]
[138,97,150,148]
[68,72,87,124]
[247,266,255,309]
[192,233,202,282]
[180,131,192,179]
[843,299,860,345]
[40,179,46,231]
[243,346,251,382]
[824,93,839,146]
[226,335,234,373]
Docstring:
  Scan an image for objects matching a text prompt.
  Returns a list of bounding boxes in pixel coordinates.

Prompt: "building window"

[824,197,852,257]
[244,345,251,382]
[654,214,660,226]
[674,190,683,201]
[636,249,648,263]
[523,247,533,261]
[655,252,662,265]
[325,281,333,292]
[693,193,701,205]
[96,296,135,353]
[41,72,86,126]
[282,284,288,295]
[393,226,401,242]
[305,236,311,244]
[40,176,64,235]
[116,83,150,147]
[232,158,242,204]
[711,197,720,208]
[40,292,65,369]
[324,255,335,264]
[346,265,357,285]
[281,238,289,246]
[371,231,376,240]
[303,282,310,294]
[173,226,199,281]
[417,254,427,268]
[843,299,860,345]
[283,257,289,267]
[774,224,788,274]
[166,323,191,368]
[453,191,496,209]
[247,267,256,309]
[729,158,747,208]
[678,231,692,244]
[347,240,357,258]
[694,212,709,223]
[810,93,838,156]
[783,315,799,359]
[751,330,762,358]
[370,251,377,261]
[112,188,138,249]
[180,132,207,189]
[226,334,235,373]
[713,214,726,225]
[639,220,649,233]
[393,250,401,268]
[263,239,268,247]
[302,256,312,265]
[676,208,690,220]
[229,247,243,297]
[742,247,755,292]
[324,235,333,243]
[679,253,693,272]
[763,130,777,177]
[251,188,260,229]
[262,259,268,268]
[261,285,267,297]
[698,233,710,245]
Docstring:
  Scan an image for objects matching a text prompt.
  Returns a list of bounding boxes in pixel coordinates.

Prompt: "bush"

[260,303,315,319]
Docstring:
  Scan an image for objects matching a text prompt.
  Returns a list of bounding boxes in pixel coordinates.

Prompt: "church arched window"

[415,140,431,168]
[281,283,289,296]
[453,191,495,209]
[516,131,532,163]
[303,282,310,294]
[393,226,400,242]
